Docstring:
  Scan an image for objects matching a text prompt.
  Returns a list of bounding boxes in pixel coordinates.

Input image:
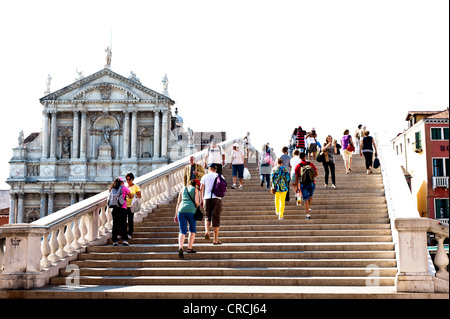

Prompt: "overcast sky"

[0,0,448,189]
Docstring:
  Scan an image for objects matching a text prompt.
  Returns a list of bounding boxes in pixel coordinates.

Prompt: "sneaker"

[331,184,336,189]
[231,184,236,189]
[122,241,129,246]
[306,214,311,220]
[178,248,184,259]
[239,185,243,189]
[113,242,118,246]
[128,235,132,240]
[324,184,328,188]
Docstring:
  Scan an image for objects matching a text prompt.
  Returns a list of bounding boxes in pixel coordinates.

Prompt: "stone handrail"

[0,137,256,290]
[375,131,449,293]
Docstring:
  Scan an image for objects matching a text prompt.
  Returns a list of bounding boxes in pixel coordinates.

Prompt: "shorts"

[178,212,196,235]
[308,143,318,153]
[204,198,222,227]
[232,164,244,179]
[342,149,353,161]
[300,182,315,201]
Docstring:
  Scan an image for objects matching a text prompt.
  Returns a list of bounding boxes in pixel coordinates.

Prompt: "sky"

[0,0,448,190]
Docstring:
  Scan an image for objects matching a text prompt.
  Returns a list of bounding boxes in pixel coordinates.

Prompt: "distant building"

[6,67,195,223]
[391,108,449,221]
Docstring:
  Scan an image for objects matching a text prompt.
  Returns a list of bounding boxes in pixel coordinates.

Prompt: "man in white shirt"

[200,164,223,245]
[204,140,225,175]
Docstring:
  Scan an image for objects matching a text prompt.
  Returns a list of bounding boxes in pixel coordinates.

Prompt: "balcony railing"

[432,176,449,190]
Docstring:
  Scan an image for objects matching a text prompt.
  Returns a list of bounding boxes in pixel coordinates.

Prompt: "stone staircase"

[36,154,408,298]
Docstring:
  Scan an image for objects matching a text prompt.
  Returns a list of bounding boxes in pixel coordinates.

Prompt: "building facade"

[391,109,449,221]
[6,67,191,223]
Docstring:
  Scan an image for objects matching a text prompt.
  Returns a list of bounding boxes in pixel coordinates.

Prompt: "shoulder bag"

[186,187,203,221]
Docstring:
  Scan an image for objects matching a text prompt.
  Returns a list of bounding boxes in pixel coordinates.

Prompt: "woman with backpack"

[108,177,132,246]
[271,158,290,220]
[174,179,201,258]
[258,144,275,188]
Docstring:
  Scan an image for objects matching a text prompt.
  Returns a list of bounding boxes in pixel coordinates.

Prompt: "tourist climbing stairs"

[43,155,400,298]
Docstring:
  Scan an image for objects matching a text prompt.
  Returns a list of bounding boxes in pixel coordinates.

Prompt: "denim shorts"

[232,164,244,178]
[300,182,316,201]
[178,212,196,235]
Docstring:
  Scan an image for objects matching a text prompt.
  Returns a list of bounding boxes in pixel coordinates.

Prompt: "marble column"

[40,191,47,219]
[79,111,87,159]
[49,111,57,159]
[153,110,160,158]
[131,110,138,159]
[72,111,80,159]
[123,111,130,159]
[161,111,168,158]
[17,192,24,223]
[47,192,54,215]
[42,111,50,159]
[9,193,16,224]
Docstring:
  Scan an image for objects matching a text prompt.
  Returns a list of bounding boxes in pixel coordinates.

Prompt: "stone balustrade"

[0,138,249,290]
[376,132,449,293]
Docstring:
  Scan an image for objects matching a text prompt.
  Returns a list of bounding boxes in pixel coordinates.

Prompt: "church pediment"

[40,68,174,105]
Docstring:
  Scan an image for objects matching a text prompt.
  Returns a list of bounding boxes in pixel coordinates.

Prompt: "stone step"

[70,258,397,269]
[79,250,397,261]
[86,242,396,253]
[131,229,392,238]
[49,275,396,286]
[58,266,398,278]
[122,235,393,245]
[135,223,392,232]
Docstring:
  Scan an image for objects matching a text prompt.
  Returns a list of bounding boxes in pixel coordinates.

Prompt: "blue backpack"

[212,174,227,198]
[108,185,125,208]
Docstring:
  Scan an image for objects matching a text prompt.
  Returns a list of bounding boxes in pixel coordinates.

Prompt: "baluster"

[99,206,107,235]
[56,225,67,258]
[79,215,88,246]
[40,232,51,268]
[149,181,157,209]
[72,217,82,251]
[105,207,113,231]
[140,184,148,212]
[48,228,60,263]
[65,221,75,254]
[434,234,449,280]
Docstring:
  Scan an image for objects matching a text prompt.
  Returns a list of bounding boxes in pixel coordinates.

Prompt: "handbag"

[316,152,325,163]
[347,142,355,152]
[373,155,380,169]
[186,187,203,221]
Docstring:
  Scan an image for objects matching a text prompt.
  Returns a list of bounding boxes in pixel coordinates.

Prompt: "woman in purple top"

[341,130,353,174]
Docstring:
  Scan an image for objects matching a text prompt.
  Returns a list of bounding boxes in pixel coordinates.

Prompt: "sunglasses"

[126,178,132,181]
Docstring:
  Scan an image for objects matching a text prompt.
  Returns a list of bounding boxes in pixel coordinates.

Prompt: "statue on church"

[17,130,24,148]
[129,71,141,84]
[102,126,111,144]
[75,68,84,81]
[62,137,71,157]
[162,74,169,92]
[105,46,112,68]
[45,74,52,94]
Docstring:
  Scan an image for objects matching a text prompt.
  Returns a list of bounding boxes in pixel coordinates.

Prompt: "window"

[431,127,449,140]
[432,158,449,177]
[415,131,422,149]
[435,198,449,219]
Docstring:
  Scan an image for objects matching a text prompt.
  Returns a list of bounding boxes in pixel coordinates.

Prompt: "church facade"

[7,67,192,223]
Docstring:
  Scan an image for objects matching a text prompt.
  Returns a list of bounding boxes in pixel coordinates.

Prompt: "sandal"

[178,248,184,258]
[187,248,197,253]
[213,241,222,245]
[204,233,210,240]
